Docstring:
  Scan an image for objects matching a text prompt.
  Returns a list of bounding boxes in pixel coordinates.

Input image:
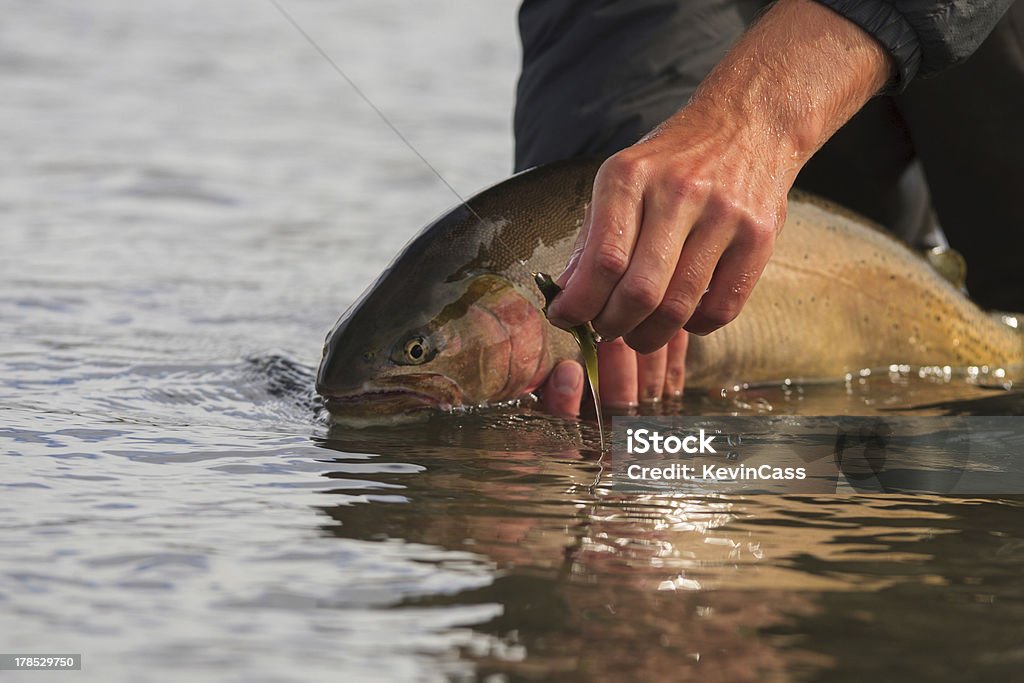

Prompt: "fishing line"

[269,0,555,298]
[267,1,485,217]
[269,0,606,449]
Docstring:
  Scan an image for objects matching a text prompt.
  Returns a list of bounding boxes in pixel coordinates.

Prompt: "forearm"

[682,0,894,171]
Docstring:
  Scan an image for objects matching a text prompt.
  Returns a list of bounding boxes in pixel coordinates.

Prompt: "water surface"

[2,2,1022,681]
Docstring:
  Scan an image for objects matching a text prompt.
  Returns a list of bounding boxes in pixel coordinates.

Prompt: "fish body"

[316,158,1022,418]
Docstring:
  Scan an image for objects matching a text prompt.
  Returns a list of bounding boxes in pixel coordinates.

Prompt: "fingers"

[685,227,774,335]
[546,156,644,327]
[663,330,688,399]
[590,179,700,340]
[596,338,639,410]
[538,360,584,418]
[593,334,685,409]
[624,221,730,353]
[636,345,668,404]
[538,333,689,419]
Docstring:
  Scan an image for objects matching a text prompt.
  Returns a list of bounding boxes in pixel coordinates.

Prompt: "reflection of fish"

[316,158,1022,419]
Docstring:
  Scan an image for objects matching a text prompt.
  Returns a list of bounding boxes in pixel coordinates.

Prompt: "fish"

[316,157,1023,420]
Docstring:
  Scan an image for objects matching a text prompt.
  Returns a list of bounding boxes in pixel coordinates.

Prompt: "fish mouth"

[320,376,463,420]
[324,389,440,413]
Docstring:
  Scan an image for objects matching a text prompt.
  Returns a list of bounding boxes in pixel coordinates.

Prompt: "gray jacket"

[817,0,1017,88]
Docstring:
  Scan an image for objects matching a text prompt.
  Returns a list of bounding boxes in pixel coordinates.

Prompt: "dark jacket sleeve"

[812,0,1017,89]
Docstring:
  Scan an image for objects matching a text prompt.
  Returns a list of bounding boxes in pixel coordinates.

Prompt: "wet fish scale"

[317,158,1022,417]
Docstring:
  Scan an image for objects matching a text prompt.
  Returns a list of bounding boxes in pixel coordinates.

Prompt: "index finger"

[546,156,645,327]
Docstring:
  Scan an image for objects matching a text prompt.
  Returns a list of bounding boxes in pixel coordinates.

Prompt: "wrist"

[686,0,892,166]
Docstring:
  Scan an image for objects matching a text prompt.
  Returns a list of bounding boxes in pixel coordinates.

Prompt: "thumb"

[539,361,584,418]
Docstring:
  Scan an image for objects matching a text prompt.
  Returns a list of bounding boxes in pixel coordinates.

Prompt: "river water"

[2,2,1023,682]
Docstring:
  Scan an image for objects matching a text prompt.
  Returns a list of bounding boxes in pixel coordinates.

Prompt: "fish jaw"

[321,374,464,420]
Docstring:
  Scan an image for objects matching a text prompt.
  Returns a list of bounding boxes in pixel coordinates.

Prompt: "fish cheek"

[442,306,512,405]
[478,289,551,399]
[419,275,551,406]
[457,290,554,404]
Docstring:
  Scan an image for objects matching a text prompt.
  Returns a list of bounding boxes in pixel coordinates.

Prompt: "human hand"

[539,329,688,418]
[545,0,892,354]
[546,104,794,354]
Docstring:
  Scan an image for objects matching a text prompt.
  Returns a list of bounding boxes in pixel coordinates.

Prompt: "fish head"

[317,271,553,421]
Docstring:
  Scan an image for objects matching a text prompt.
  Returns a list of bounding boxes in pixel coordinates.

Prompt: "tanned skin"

[539,0,894,416]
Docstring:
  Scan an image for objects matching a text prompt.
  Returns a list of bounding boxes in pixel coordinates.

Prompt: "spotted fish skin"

[684,191,1022,386]
[316,158,1022,417]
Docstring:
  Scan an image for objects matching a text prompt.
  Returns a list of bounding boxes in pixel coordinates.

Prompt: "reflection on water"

[313,412,1024,682]
[2,1,1023,681]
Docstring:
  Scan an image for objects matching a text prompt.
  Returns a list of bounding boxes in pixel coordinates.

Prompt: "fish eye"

[391,332,437,366]
[402,336,429,364]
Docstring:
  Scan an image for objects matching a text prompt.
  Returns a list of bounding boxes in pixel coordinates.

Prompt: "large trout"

[316,158,1022,418]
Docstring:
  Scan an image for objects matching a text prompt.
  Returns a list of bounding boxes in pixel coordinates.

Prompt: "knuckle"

[619,274,663,311]
[623,330,659,355]
[592,241,630,279]
[653,296,695,329]
[738,209,781,246]
[598,154,647,192]
[703,191,738,222]
[700,297,742,328]
[747,222,777,248]
[604,153,646,184]
[700,305,741,329]
[553,299,587,324]
[664,171,707,202]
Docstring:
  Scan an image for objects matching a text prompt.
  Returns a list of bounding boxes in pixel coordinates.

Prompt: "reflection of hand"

[539,330,688,418]
[546,0,892,354]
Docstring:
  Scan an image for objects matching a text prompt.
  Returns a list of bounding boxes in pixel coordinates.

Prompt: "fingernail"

[553,362,582,394]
